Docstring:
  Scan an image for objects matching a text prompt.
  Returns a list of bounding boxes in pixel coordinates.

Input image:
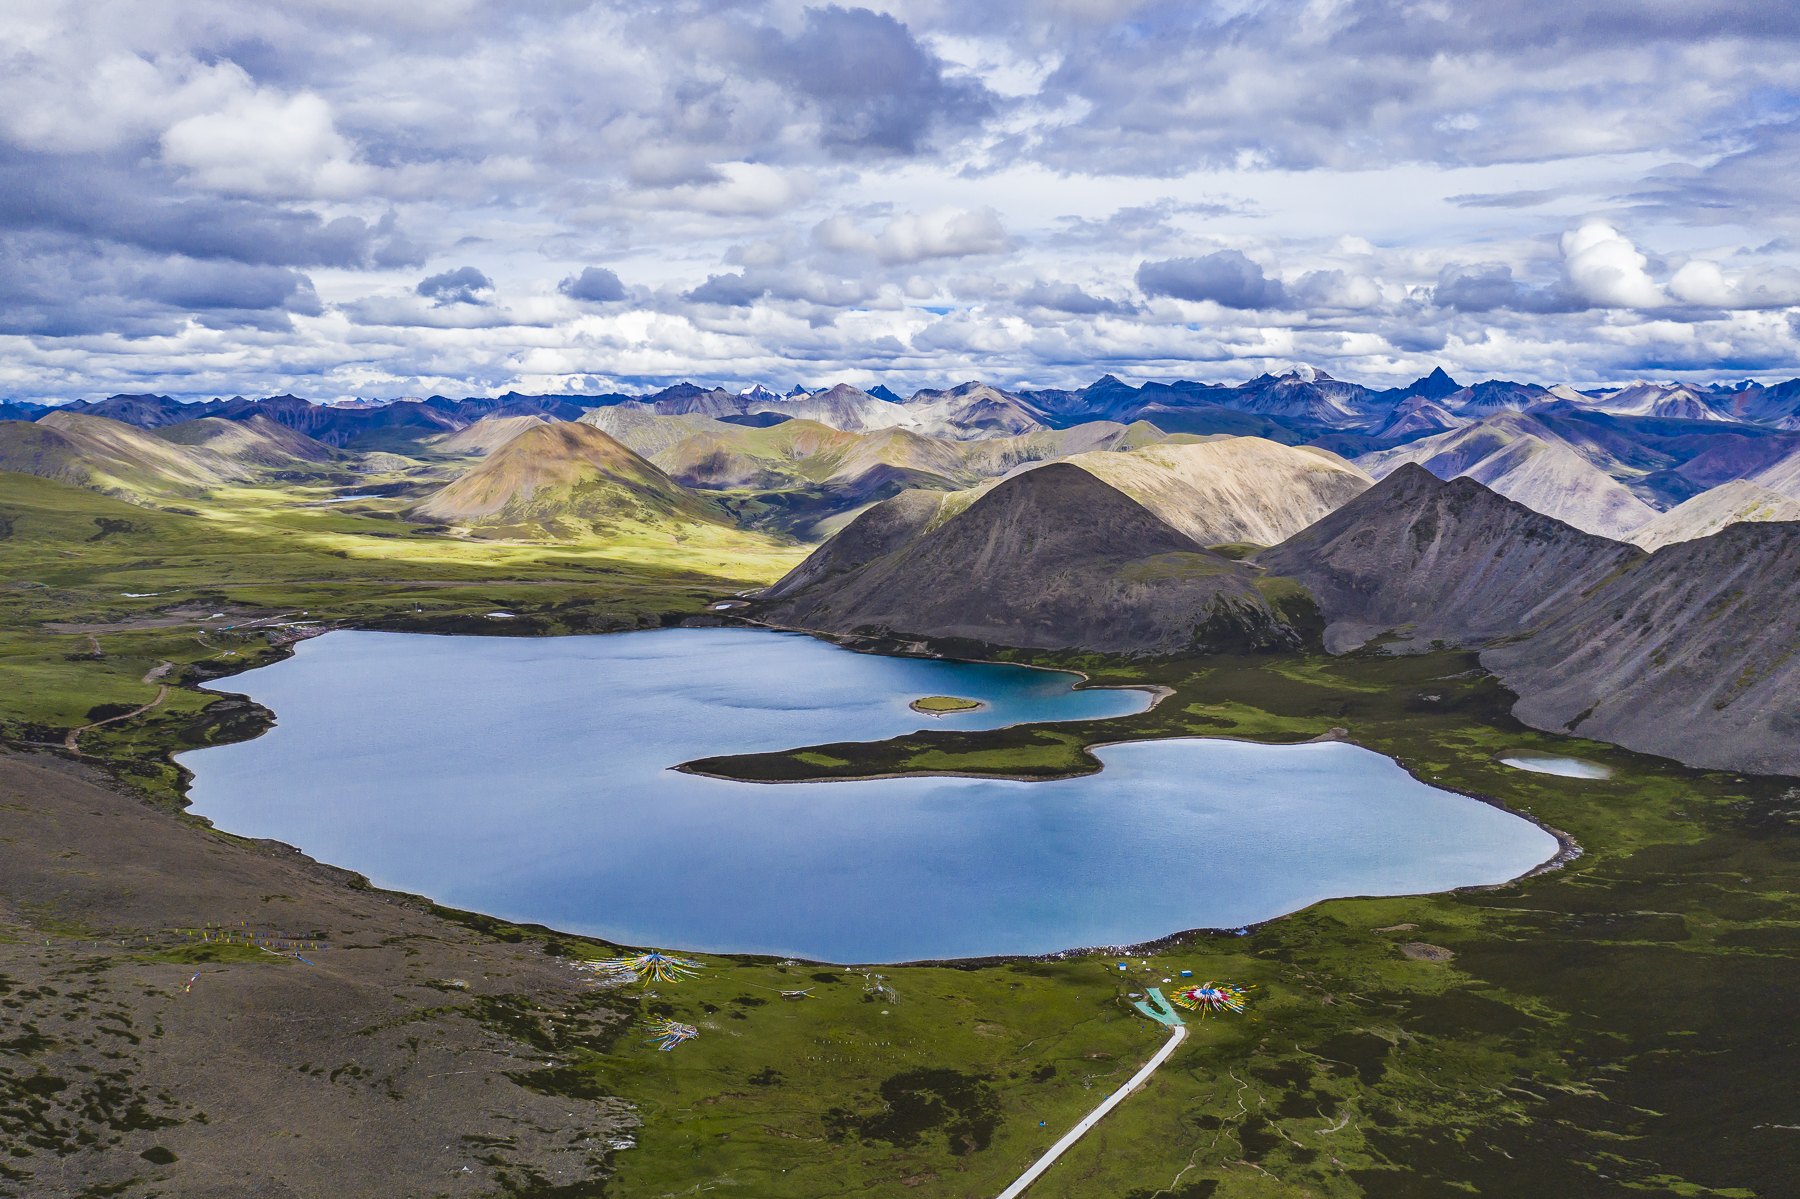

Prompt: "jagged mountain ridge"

[30,368,1800,447]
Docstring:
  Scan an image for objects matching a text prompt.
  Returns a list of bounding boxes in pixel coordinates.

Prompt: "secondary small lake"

[180,627,1558,962]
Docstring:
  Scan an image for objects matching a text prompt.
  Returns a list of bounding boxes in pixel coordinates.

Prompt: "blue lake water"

[179,627,1558,962]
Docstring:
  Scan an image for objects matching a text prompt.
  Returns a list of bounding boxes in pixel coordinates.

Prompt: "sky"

[5,0,1800,402]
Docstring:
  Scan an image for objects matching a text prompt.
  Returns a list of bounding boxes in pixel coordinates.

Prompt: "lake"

[180,627,1558,962]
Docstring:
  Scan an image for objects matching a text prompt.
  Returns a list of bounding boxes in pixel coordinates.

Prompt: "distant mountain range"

[13,366,1800,441]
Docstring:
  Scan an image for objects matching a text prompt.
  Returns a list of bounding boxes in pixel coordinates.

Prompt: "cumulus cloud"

[416,267,494,306]
[624,163,818,217]
[684,273,769,306]
[0,237,321,337]
[1560,223,1667,310]
[1667,260,1800,309]
[559,266,627,303]
[1433,262,1585,314]
[162,90,370,199]
[1014,281,1135,314]
[1136,251,1285,309]
[757,5,996,156]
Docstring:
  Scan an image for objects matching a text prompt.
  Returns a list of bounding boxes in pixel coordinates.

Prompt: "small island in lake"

[910,694,986,716]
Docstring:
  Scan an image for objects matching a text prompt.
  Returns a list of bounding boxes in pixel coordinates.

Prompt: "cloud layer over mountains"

[6,0,1800,400]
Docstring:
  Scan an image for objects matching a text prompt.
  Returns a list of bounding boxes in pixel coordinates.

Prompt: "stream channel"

[180,627,1557,962]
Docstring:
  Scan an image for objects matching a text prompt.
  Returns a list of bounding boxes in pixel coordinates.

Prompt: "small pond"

[180,628,1558,962]
[1499,754,1613,780]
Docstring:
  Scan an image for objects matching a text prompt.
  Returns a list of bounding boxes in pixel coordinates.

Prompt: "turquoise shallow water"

[180,627,1557,962]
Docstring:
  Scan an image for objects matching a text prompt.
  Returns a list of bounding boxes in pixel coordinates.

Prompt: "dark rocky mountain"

[1732,378,1800,429]
[761,488,945,600]
[54,393,194,427]
[866,384,904,403]
[1258,464,1800,775]
[1378,366,1462,403]
[1255,464,1640,652]
[207,395,462,447]
[638,382,743,415]
[420,393,618,423]
[1484,520,1800,776]
[756,463,1314,655]
[0,400,50,422]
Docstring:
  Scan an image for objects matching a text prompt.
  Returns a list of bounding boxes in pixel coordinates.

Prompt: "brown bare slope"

[1065,437,1372,547]
[757,463,1309,654]
[1628,479,1800,552]
[1356,413,1658,538]
[411,421,726,533]
[1255,463,1640,652]
[1483,522,1800,775]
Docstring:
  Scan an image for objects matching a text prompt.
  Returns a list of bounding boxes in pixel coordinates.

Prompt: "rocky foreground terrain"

[0,749,634,1198]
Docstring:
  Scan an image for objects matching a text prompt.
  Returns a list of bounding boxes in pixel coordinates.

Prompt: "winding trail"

[62,662,173,753]
[995,1021,1189,1199]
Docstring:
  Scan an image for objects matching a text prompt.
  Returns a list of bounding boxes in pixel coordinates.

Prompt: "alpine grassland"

[2,469,1794,1196]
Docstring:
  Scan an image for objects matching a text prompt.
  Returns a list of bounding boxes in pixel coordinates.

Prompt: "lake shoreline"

[180,619,1571,966]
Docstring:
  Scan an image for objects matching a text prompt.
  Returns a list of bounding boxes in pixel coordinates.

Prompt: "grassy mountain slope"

[410,421,729,538]
[155,414,341,466]
[0,412,249,499]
